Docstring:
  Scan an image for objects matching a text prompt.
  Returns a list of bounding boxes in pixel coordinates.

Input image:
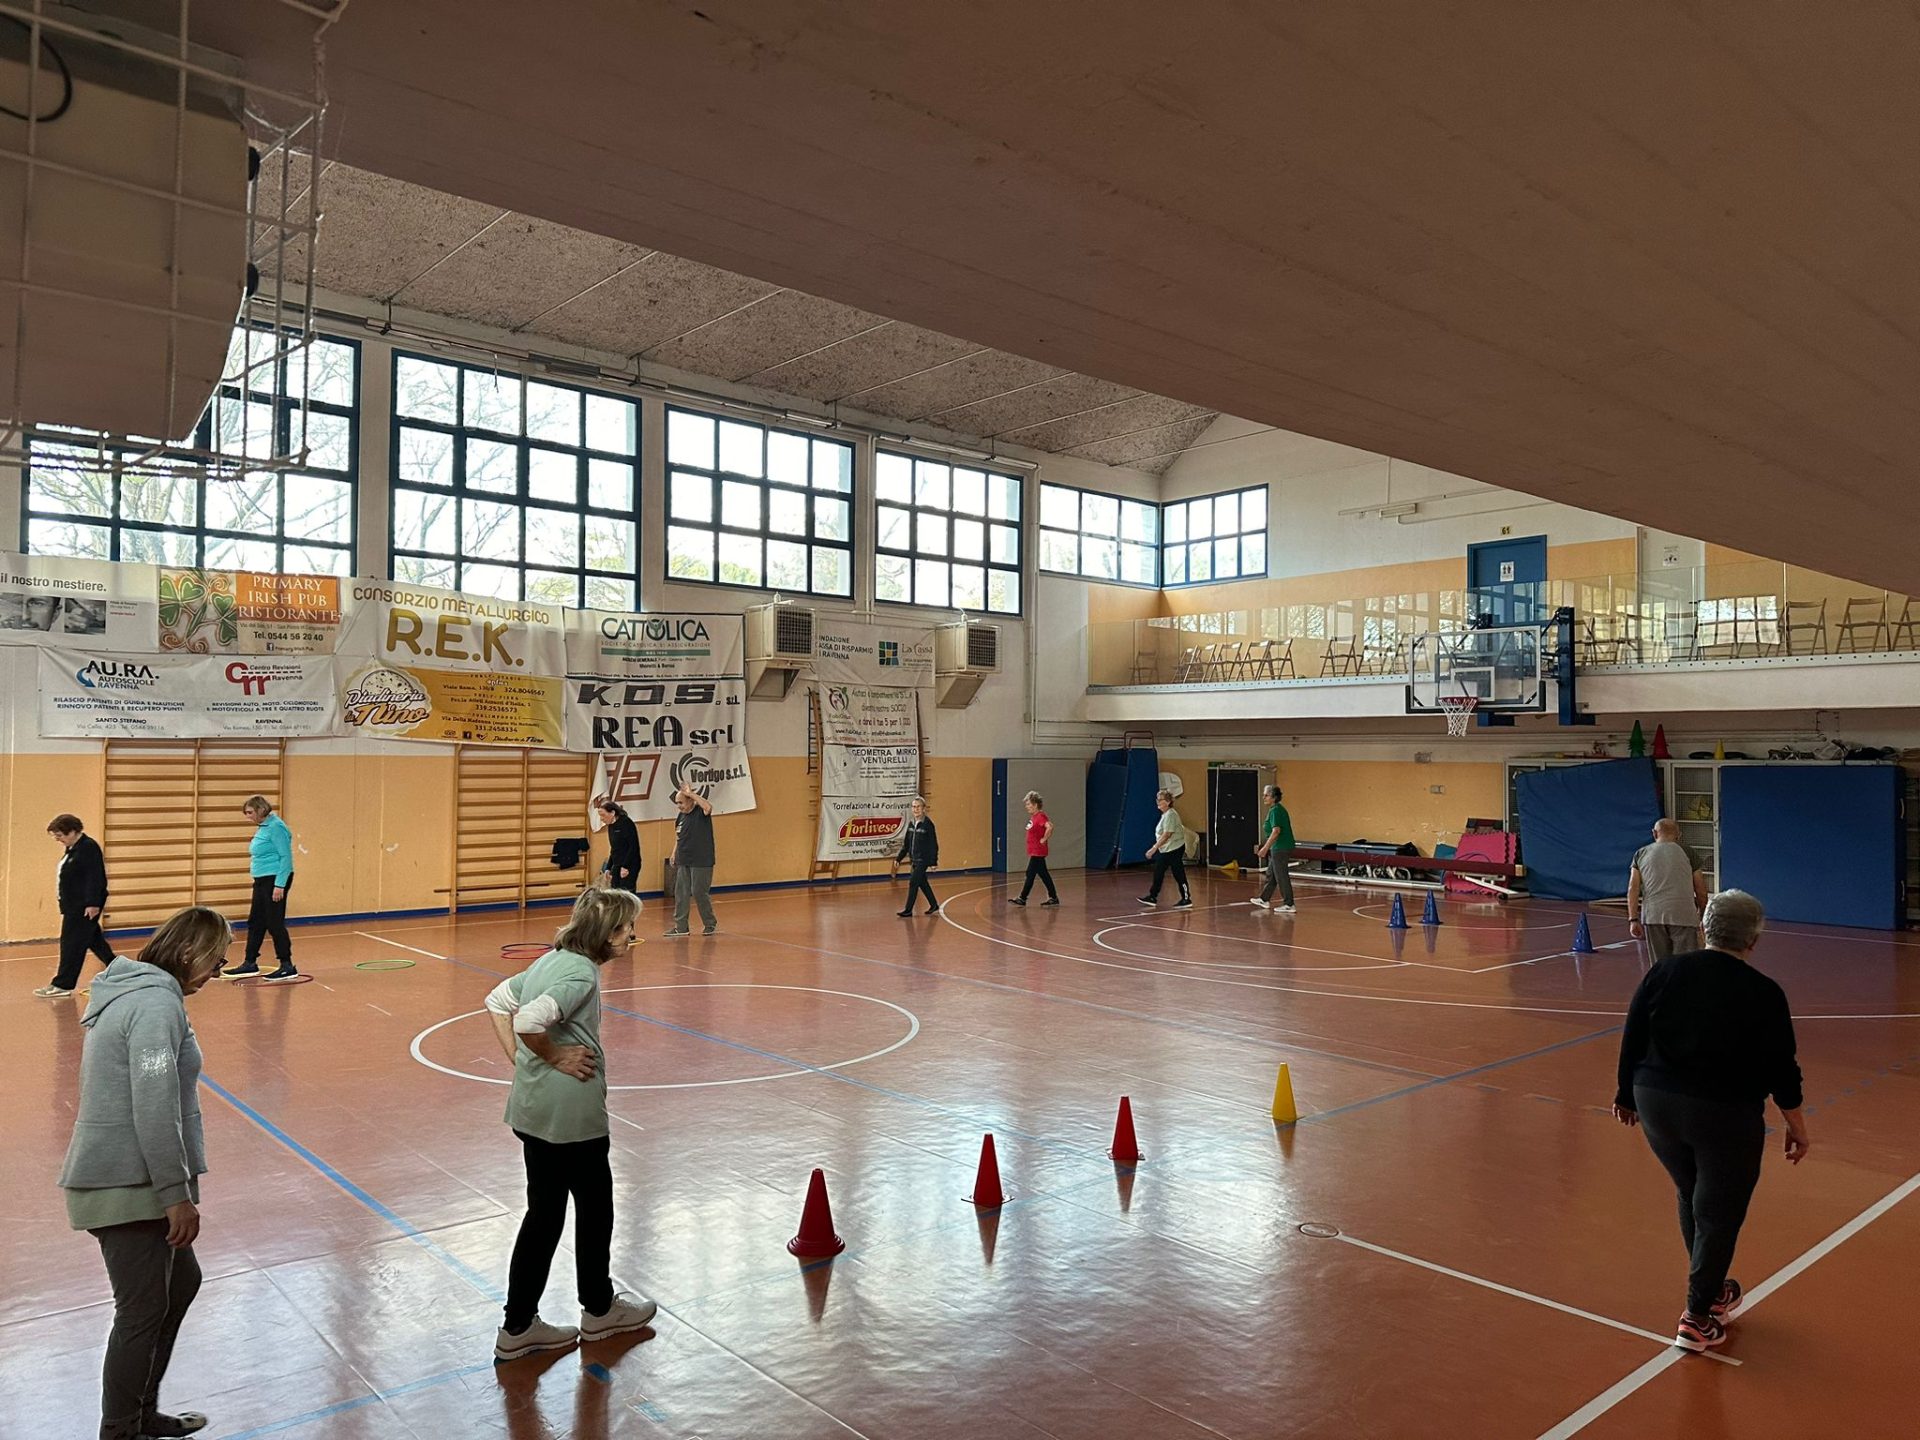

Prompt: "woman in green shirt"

[1139,789,1194,909]
[1254,783,1297,913]
[484,887,656,1360]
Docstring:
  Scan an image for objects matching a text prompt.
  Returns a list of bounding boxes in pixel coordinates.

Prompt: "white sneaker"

[32,984,76,998]
[581,1291,658,1341]
[1276,905,1296,914]
[1250,898,1270,910]
[493,1315,579,1361]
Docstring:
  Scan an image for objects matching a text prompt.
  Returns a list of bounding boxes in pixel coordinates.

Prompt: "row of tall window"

[20,339,1269,612]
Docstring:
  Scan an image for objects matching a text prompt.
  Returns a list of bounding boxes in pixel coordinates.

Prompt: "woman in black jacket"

[893,797,940,917]
[1612,889,1811,1354]
[596,798,641,895]
[38,813,115,998]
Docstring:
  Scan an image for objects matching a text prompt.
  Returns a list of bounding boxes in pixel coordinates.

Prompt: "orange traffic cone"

[967,1133,1006,1208]
[786,1167,846,1258]
[1108,1096,1143,1164]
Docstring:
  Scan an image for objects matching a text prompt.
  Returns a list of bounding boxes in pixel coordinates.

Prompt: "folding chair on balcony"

[1835,596,1890,653]
[1215,640,1248,681]
[1580,617,1623,666]
[1173,646,1202,683]
[1780,599,1828,656]
[1891,598,1917,650]
[1319,635,1362,677]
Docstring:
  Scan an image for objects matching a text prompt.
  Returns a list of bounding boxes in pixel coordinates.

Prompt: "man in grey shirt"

[1628,818,1710,959]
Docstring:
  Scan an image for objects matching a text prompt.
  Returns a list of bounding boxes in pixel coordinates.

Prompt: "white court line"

[1538,1168,1920,1438]
[1090,924,1413,974]
[1470,939,1639,973]
[1333,1232,1737,1367]
[356,932,450,961]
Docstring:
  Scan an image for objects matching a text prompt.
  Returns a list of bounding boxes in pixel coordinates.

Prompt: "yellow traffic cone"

[1271,1063,1299,1125]
[1219,859,1241,879]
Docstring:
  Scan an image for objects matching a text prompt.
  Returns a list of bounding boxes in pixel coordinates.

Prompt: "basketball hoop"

[1439,695,1478,737]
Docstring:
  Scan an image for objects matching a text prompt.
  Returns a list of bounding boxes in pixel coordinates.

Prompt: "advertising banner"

[809,615,935,688]
[0,552,157,651]
[158,568,344,655]
[38,648,337,738]
[569,675,755,820]
[815,796,914,862]
[816,684,919,747]
[565,610,743,680]
[335,659,565,748]
[338,579,568,676]
[820,744,920,797]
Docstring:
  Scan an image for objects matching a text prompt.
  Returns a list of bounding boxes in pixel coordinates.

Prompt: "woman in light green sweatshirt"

[1139,789,1194,909]
[60,905,233,1440]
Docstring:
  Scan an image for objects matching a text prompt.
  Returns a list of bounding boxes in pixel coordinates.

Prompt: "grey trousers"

[1258,852,1295,906]
[673,864,715,931]
[1634,1085,1765,1317]
[1646,923,1701,960]
[94,1220,201,1440]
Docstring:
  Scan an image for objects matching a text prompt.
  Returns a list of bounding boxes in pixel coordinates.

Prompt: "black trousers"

[93,1220,201,1440]
[1634,1085,1766,1317]
[903,864,939,913]
[504,1131,615,1331]
[1018,856,1058,901]
[1145,850,1190,901]
[52,912,115,990]
[242,874,293,967]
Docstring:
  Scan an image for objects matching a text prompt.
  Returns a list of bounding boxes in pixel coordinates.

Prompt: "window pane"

[989,474,1020,521]
[668,410,715,470]
[670,472,713,523]
[463,498,521,561]
[1084,494,1120,536]
[26,451,113,515]
[1215,537,1239,579]
[394,489,457,554]
[300,408,352,472]
[917,512,948,557]
[395,554,455,588]
[526,508,581,569]
[205,535,279,572]
[1121,500,1156,544]
[285,543,349,577]
[718,531,762,587]
[1085,538,1120,579]
[987,570,1018,614]
[302,340,357,407]
[875,451,912,503]
[396,357,458,422]
[465,372,520,433]
[1214,493,1239,535]
[952,517,985,561]
[814,496,850,542]
[668,525,715,581]
[989,523,1018,566]
[813,439,852,491]
[1241,485,1267,531]
[585,515,635,574]
[213,396,275,459]
[1242,534,1267,575]
[583,396,634,455]
[951,564,986,611]
[1040,529,1078,573]
[205,476,275,535]
[1165,545,1188,584]
[118,528,199,565]
[768,487,807,537]
[1190,542,1213,582]
[585,575,635,611]
[461,562,519,599]
[526,570,579,608]
[718,420,763,477]
[914,557,950,609]
[812,546,851,597]
[1122,543,1157,585]
[120,473,198,528]
[721,480,762,530]
[767,431,809,485]
[952,467,986,517]
[397,425,453,487]
[467,437,518,495]
[26,516,111,559]
[875,552,910,602]
[877,505,911,551]
[588,459,633,511]
[528,448,577,505]
[914,460,950,510]
[1165,504,1187,544]
[767,538,807,590]
[526,382,580,446]
[1040,484,1078,531]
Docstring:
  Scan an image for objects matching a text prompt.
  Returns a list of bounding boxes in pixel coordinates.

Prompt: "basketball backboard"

[1405,624,1547,714]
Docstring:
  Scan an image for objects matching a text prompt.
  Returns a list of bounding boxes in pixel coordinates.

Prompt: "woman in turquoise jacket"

[222,796,298,981]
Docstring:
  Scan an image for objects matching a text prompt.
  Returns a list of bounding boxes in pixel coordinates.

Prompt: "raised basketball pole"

[1405,606,1593,730]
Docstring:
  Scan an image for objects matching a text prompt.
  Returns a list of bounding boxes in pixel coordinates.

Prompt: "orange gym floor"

[5,872,1917,1439]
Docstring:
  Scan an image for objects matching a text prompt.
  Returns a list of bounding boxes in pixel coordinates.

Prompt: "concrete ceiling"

[185,2,1920,588]
[257,160,1217,474]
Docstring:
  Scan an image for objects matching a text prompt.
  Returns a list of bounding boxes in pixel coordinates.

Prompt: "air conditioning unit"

[1,27,251,439]
[743,603,815,698]
[934,621,999,709]
[935,622,1000,675]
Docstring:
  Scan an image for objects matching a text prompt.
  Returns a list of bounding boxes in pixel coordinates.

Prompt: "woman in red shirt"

[1008,791,1060,907]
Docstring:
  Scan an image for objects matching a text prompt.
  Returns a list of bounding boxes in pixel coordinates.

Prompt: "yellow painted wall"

[1276,759,1507,855]
[1,751,107,945]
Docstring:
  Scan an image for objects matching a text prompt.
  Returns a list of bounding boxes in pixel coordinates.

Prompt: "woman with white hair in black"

[1612,889,1810,1353]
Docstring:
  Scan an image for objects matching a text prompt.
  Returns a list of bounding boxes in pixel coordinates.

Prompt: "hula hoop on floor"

[229,971,315,986]
[354,958,415,971]
[501,942,550,965]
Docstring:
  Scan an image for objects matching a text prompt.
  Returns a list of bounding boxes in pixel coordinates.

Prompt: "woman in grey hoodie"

[60,906,232,1440]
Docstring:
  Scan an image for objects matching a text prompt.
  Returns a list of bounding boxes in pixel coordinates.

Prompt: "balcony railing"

[1090,567,1919,687]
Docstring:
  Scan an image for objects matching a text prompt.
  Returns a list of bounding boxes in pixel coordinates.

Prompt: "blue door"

[1466,535,1548,626]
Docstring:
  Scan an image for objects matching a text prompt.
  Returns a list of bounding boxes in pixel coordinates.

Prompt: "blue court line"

[726,928,1441,1080]
[216,1360,496,1440]
[1295,1023,1625,1125]
[202,1076,504,1302]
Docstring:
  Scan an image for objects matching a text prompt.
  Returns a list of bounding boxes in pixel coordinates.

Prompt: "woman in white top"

[1139,790,1193,909]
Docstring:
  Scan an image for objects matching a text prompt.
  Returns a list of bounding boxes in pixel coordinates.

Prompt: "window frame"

[21,330,362,575]
[660,404,856,600]
[388,350,642,611]
[1036,480,1160,588]
[1159,483,1269,589]
[873,447,1025,617]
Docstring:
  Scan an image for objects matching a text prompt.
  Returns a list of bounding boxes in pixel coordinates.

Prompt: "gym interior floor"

[5,871,1916,1439]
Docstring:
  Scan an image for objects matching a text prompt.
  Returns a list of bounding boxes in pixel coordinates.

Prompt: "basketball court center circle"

[410,982,921,1090]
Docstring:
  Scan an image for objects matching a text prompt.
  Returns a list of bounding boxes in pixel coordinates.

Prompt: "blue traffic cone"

[1421,892,1442,927]
[1387,894,1408,930]
[1572,913,1595,953]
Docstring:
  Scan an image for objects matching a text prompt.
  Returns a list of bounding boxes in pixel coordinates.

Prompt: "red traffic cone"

[786,1168,846,1258]
[1108,1096,1144,1164]
[967,1133,1006,1208]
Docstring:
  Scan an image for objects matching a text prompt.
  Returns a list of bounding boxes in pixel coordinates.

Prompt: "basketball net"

[1439,694,1478,737]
